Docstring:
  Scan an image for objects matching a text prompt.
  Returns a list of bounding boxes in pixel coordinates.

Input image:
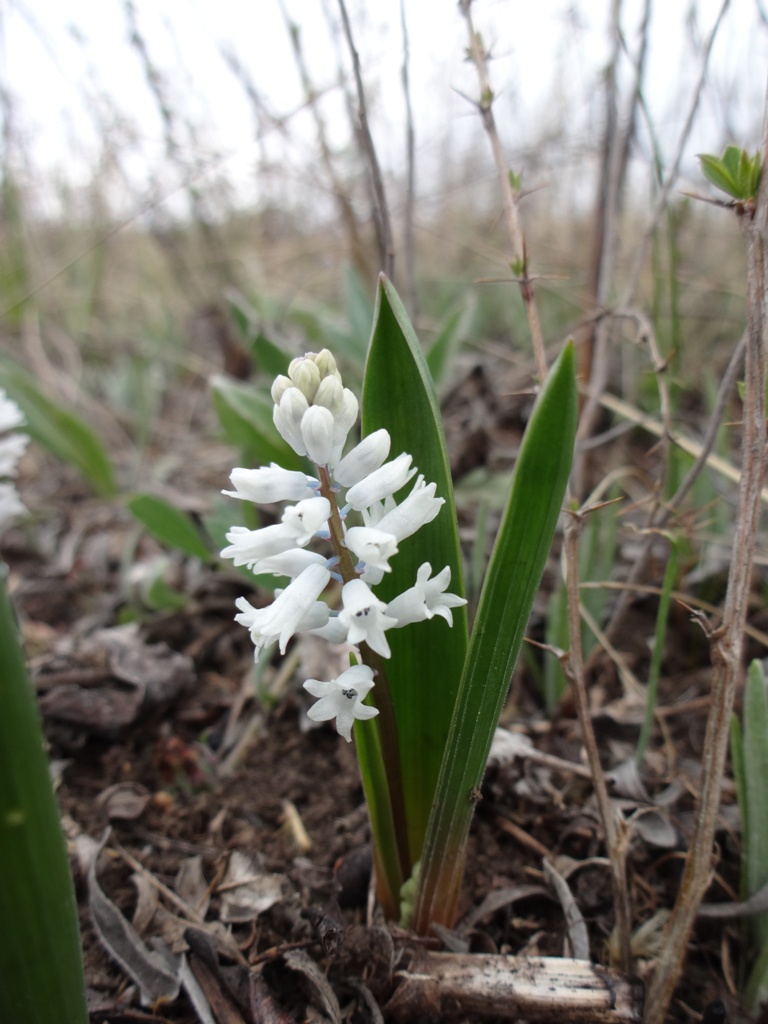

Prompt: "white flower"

[273,388,309,456]
[386,563,466,627]
[300,405,336,467]
[234,563,331,654]
[248,548,328,579]
[281,496,330,544]
[0,392,24,433]
[0,434,28,477]
[339,578,398,658]
[304,664,379,742]
[289,357,322,403]
[334,429,391,487]
[221,523,304,568]
[306,614,351,644]
[223,465,315,504]
[0,482,26,531]
[344,526,398,574]
[345,452,416,511]
[330,389,359,465]
[371,475,444,541]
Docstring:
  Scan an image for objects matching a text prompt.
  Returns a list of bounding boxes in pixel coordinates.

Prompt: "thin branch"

[585,329,746,671]
[459,0,547,384]
[399,0,417,315]
[563,511,633,974]
[643,89,768,1024]
[336,0,395,280]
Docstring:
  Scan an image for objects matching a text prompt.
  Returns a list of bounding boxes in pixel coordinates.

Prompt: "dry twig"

[643,89,768,1024]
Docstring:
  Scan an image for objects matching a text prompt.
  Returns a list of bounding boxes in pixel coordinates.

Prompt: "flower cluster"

[0,390,27,532]
[222,350,465,741]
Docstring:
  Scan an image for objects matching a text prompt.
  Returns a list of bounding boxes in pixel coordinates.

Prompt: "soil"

[3,353,755,1024]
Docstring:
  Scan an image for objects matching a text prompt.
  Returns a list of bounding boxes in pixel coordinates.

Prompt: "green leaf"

[361,276,469,869]
[698,147,762,201]
[252,332,290,379]
[698,153,740,198]
[211,374,305,470]
[0,566,89,1024]
[426,303,473,392]
[413,341,577,932]
[742,660,768,949]
[0,358,116,496]
[127,494,211,561]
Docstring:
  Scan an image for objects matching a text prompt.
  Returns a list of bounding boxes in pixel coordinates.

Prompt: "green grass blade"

[413,341,577,932]
[361,276,469,865]
[636,541,678,764]
[742,660,768,949]
[0,358,116,496]
[0,565,88,1024]
[127,493,212,561]
[211,374,305,470]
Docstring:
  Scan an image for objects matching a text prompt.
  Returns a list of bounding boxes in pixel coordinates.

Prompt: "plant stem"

[564,511,633,974]
[317,466,411,884]
[459,0,547,385]
[643,110,768,1024]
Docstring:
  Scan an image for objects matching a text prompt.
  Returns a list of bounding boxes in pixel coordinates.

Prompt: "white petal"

[0,433,28,476]
[281,496,330,544]
[306,614,350,644]
[0,481,25,529]
[339,578,398,658]
[300,405,336,467]
[221,524,302,568]
[313,375,344,414]
[0,391,24,432]
[273,389,309,456]
[345,453,416,511]
[303,665,378,742]
[332,389,359,447]
[288,357,321,402]
[239,563,331,654]
[375,475,444,541]
[249,548,327,578]
[344,526,398,573]
[223,465,315,504]
[334,429,391,487]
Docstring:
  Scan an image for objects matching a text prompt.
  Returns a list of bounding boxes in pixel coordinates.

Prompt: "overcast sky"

[2,0,766,216]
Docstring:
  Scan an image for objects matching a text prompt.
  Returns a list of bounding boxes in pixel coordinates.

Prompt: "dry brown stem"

[336,0,395,280]
[387,951,643,1023]
[642,95,768,1024]
[563,511,633,974]
[459,0,547,385]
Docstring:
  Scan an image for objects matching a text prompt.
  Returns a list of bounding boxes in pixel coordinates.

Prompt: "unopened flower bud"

[289,358,322,403]
[301,405,336,467]
[334,429,391,487]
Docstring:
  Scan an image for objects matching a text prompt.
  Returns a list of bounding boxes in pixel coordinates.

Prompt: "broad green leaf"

[699,147,762,201]
[413,341,577,932]
[0,358,116,496]
[0,567,89,1024]
[252,332,290,379]
[722,144,742,182]
[211,374,304,470]
[361,276,469,869]
[698,153,739,198]
[127,494,211,561]
[426,303,473,392]
[343,264,376,361]
[742,660,768,948]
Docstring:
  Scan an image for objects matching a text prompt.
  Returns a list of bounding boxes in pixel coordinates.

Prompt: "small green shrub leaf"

[127,494,211,561]
[211,374,304,470]
[0,358,116,496]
